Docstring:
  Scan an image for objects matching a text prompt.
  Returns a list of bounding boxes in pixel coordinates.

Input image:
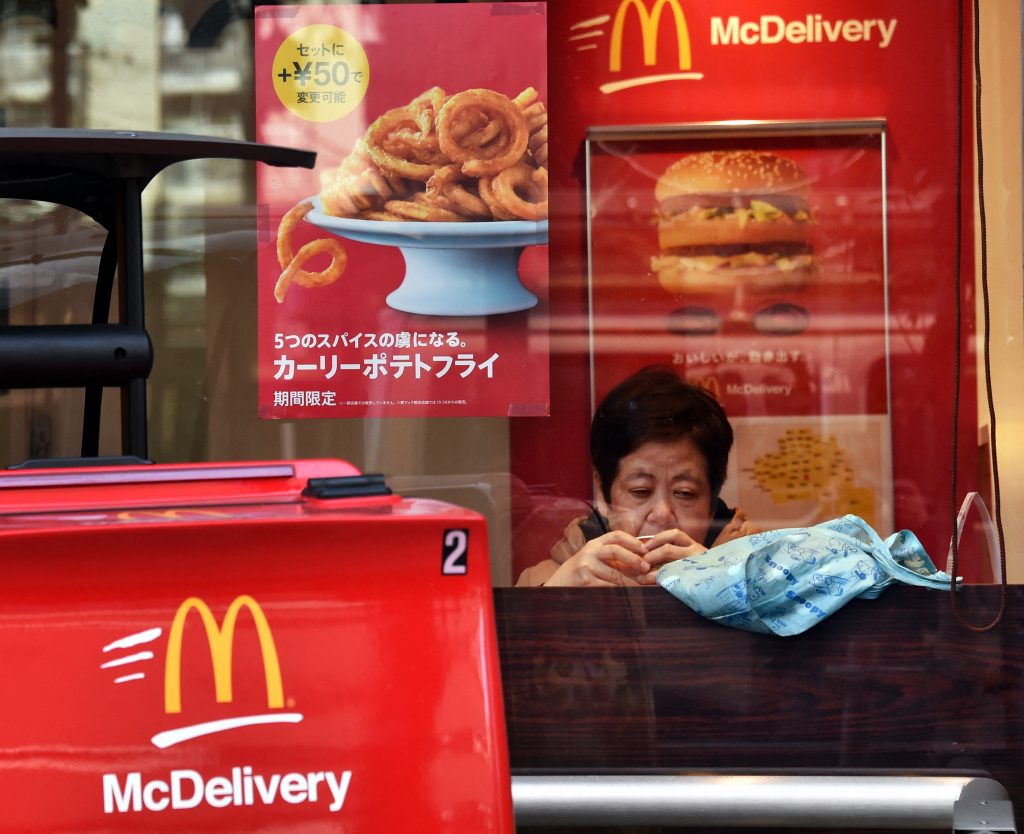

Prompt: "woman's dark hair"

[589,365,733,502]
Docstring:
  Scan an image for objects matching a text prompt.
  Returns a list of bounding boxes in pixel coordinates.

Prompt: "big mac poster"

[254,3,549,418]
[509,1,984,580]
[587,124,892,534]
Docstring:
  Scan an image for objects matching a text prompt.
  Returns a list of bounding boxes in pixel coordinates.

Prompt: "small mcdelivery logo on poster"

[100,595,353,816]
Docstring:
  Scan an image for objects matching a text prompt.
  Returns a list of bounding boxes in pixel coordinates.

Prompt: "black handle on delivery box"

[303,473,392,500]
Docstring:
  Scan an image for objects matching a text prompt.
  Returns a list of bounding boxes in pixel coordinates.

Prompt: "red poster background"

[510,0,981,579]
[254,3,549,418]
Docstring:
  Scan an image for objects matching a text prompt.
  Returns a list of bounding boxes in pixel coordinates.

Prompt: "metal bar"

[83,229,120,457]
[116,177,147,460]
[0,463,295,488]
[586,117,887,143]
[511,774,1013,829]
[0,325,151,388]
[955,777,1017,832]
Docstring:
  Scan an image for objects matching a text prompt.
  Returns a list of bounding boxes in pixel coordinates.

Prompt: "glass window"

[0,0,1017,592]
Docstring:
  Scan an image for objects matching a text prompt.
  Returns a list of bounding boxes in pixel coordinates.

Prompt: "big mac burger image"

[651,150,815,295]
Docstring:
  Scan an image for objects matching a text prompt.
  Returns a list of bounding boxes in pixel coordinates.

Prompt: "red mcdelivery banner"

[510,0,980,577]
[254,3,549,418]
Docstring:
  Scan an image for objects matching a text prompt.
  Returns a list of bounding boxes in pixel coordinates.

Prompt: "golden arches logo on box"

[164,595,283,714]
[569,0,704,94]
[101,595,303,749]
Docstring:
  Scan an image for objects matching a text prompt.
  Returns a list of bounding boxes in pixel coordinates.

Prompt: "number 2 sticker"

[442,529,468,575]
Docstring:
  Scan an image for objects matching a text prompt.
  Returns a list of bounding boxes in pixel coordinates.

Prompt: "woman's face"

[602,436,714,544]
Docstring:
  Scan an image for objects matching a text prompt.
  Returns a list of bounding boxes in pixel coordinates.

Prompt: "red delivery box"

[0,458,513,832]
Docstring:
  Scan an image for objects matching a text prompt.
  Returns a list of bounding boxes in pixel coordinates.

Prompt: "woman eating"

[517,366,758,587]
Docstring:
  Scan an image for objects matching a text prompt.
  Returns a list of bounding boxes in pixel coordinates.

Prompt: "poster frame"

[583,117,894,530]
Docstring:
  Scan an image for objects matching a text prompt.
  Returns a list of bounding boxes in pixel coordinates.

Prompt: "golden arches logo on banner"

[164,595,284,715]
[609,0,693,72]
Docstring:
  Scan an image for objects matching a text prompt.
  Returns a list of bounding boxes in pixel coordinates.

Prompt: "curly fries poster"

[254,3,549,418]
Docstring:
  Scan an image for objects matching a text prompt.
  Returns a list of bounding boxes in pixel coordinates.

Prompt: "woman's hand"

[711,506,759,546]
[638,529,708,582]
[543,531,652,587]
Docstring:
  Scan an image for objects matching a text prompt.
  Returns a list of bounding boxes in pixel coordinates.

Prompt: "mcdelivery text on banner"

[711,14,898,48]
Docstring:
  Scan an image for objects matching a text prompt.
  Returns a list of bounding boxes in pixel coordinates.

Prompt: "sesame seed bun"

[651,150,816,294]
[654,150,810,202]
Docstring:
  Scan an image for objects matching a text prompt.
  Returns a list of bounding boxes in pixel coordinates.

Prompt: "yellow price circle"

[272,24,369,123]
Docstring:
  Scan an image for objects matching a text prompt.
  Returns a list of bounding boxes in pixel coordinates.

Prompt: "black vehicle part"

[0,129,315,461]
[303,474,393,500]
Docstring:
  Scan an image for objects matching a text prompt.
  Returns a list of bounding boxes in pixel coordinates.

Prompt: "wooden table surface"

[494,585,1022,831]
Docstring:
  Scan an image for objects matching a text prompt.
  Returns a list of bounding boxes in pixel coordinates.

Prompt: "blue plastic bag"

[656,515,954,636]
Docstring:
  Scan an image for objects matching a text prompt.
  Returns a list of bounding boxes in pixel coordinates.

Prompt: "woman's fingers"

[641,528,696,552]
[644,543,706,567]
[598,529,648,555]
[544,537,650,586]
[642,529,707,568]
[577,558,643,586]
[602,543,651,575]
[583,532,652,576]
